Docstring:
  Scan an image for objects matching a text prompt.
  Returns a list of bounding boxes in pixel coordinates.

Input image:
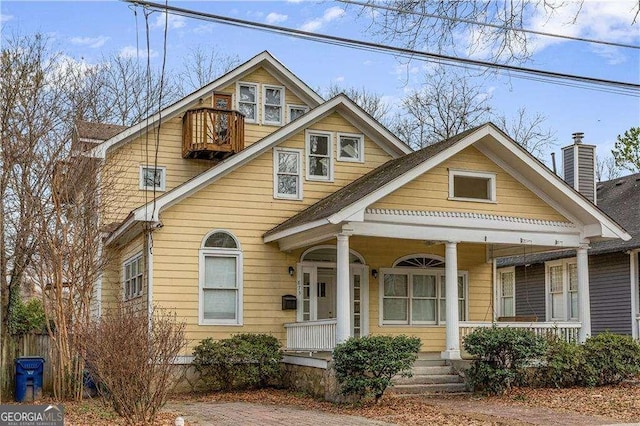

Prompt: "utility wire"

[338,0,640,50]
[122,0,640,96]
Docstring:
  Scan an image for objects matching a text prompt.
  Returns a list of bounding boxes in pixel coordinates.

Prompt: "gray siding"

[577,145,595,202]
[590,252,632,335]
[563,147,574,188]
[514,263,546,320]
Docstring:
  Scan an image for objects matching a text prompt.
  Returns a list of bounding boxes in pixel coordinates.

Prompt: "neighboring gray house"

[498,134,640,339]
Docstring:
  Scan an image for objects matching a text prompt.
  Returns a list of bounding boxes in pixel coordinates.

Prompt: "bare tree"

[494,107,556,160]
[324,83,391,123]
[178,46,240,93]
[596,154,623,182]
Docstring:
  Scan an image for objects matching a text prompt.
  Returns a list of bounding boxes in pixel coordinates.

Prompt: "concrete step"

[412,358,448,367]
[415,352,443,360]
[411,365,455,376]
[388,382,468,394]
[394,374,464,385]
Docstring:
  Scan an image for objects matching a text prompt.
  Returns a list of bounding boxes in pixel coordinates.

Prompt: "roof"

[264,125,479,237]
[75,120,127,141]
[498,171,640,266]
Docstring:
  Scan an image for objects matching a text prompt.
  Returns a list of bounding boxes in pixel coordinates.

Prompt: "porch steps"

[389,353,467,395]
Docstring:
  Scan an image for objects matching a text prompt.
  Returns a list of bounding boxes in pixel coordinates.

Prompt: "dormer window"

[263,85,284,125]
[448,169,496,202]
[237,82,257,123]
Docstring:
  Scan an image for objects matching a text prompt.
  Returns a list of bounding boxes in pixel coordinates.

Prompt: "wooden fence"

[1,334,52,397]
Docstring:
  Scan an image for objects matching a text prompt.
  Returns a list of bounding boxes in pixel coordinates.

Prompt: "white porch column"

[336,234,351,344]
[577,245,591,343]
[442,241,461,360]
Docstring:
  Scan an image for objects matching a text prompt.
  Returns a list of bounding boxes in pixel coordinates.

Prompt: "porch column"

[577,245,591,342]
[442,241,461,360]
[336,233,351,344]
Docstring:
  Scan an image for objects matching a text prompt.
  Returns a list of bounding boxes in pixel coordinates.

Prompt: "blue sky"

[2,1,639,170]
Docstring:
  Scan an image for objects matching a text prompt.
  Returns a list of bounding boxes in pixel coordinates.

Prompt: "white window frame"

[305,130,333,182]
[448,169,496,203]
[378,267,468,326]
[273,147,303,200]
[497,267,516,318]
[236,82,258,123]
[123,252,143,300]
[337,132,365,163]
[287,104,309,123]
[199,230,243,326]
[545,258,578,322]
[139,165,166,191]
[262,84,285,126]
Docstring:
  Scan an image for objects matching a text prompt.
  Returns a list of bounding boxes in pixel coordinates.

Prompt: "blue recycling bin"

[15,356,45,402]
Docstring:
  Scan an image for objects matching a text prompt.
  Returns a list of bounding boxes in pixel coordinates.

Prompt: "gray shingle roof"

[75,120,127,141]
[498,171,640,266]
[264,124,486,238]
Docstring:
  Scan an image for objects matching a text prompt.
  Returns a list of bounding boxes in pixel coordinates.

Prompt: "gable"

[371,146,569,223]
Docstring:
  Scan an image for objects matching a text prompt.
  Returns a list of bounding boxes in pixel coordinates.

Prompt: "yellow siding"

[372,146,568,222]
[152,112,393,353]
[101,235,147,310]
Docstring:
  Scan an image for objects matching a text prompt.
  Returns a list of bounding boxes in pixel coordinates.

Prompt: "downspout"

[630,249,639,340]
[147,231,154,319]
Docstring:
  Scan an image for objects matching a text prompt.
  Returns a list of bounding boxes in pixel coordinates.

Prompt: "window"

[498,267,515,317]
[306,130,332,181]
[199,230,243,325]
[262,85,284,125]
[273,148,302,200]
[546,259,578,321]
[237,82,257,123]
[139,166,166,191]
[288,104,309,123]
[448,169,496,202]
[123,253,143,300]
[337,133,364,163]
[380,268,467,325]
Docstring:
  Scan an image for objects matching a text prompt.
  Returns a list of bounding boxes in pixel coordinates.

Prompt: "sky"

[1,0,639,173]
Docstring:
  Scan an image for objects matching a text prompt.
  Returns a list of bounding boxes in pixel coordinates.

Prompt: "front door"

[316,269,336,319]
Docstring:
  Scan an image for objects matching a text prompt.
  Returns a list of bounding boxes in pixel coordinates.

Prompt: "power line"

[337,0,640,50]
[123,0,640,96]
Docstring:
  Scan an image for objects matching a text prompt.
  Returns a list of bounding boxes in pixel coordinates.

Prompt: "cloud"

[300,6,345,32]
[119,46,158,59]
[333,76,345,83]
[1,14,14,23]
[265,12,288,25]
[153,12,186,30]
[193,24,215,35]
[70,36,110,49]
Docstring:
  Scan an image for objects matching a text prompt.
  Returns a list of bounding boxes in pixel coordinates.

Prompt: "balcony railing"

[460,321,581,344]
[182,108,244,160]
[284,319,337,351]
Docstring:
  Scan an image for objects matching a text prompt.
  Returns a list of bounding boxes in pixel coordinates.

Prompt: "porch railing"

[284,319,337,351]
[460,321,581,344]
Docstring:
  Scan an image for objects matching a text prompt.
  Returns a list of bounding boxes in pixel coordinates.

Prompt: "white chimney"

[562,132,597,204]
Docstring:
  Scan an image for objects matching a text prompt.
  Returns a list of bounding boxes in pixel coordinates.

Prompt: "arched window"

[300,245,365,264]
[393,254,445,268]
[199,230,243,325]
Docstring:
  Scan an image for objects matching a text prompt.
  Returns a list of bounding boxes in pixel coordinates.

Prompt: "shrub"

[581,332,640,386]
[78,304,186,425]
[192,333,282,390]
[10,297,46,336]
[539,337,584,388]
[333,335,421,403]
[463,326,546,394]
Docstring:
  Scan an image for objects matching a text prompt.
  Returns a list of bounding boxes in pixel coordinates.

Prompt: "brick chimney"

[562,132,597,204]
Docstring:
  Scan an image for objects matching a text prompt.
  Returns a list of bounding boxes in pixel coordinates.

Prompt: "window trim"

[139,165,166,191]
[448,169,496,203]
[545,258,578,322]
[236,81,258,124]
[305,130,333,182]
[378,267,468,326]
[262,84,285,126]
[497,267,516,318]
[273,147,303,200]
[199,230,243,326]
[287,104,309,123]
[337,132,365,163]
[123,252,143,301]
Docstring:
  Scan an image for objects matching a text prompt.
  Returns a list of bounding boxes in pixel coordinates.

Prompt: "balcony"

[182,108,244,160]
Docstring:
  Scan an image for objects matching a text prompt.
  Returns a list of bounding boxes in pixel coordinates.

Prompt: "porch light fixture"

[288,266,295,276]
[371,269,378,279]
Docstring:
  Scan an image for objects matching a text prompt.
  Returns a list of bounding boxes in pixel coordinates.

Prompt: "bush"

[463,326,546,394]
[192,333,282,390]
[78,304,186,425]
[10,298,46,336]
[333,335,421,403]
[538,337,585,388]
[581,332,640,386]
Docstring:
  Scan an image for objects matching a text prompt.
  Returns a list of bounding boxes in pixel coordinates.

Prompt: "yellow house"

[85,51,629,378]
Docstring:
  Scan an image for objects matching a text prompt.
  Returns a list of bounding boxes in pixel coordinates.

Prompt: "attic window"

[237,82,257,123]
[139,166,166,191]
[337,133,364,163]
[448,170,496,202]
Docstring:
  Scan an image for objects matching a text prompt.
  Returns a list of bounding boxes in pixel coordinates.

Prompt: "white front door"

[317,268,336,319]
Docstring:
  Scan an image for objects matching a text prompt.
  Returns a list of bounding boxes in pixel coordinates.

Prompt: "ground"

[59,385,640,425]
